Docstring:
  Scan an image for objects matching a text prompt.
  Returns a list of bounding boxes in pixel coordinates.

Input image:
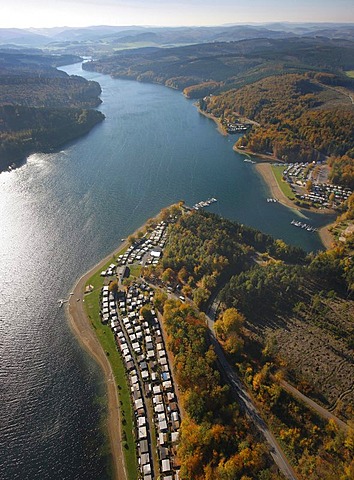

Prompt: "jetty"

[291,220,317,232]
[58,299,69,308]
[192,197,217,210]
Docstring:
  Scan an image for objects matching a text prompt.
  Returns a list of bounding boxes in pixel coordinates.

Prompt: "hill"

[1,23,354,54]
[203,73,354,168]
[147,207,354,479]
[0,50,104,172]
[83,36,354,92]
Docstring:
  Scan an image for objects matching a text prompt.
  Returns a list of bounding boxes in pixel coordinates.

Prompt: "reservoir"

[0,62,332,479]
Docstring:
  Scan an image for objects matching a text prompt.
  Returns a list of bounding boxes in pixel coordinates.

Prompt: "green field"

[271,165,295,200]
[345,70,354,78]
[84,251,138,480]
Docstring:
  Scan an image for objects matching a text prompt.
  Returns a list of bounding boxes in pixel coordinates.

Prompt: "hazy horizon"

[1,0,354,29]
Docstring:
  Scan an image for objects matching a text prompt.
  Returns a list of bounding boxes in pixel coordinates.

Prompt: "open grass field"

[345,70,354,78]
[271,165,295,200]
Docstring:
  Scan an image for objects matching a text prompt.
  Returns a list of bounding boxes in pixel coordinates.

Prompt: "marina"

[291,220,318,232]
[192,197,217,210]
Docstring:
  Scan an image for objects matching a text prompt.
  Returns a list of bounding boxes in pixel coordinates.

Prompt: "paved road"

[206,309,298,480]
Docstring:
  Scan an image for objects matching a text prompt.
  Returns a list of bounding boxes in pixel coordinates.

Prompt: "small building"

[158,419,168,432]
[138,426,147,440]
[159,432,168,446]
[140,452,150,466]
[118,265,129,279]
[159,446,169,460]
[161,459,171,474]
[139,440,149,454]
[143,463,152,475]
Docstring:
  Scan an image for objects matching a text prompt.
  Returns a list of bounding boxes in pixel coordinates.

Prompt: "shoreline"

[254,162,336,249]
[67,244,129,480]
[66,209,169,480]
[200,114,337,248]
[318,223,335,250]
[233,145,281,163]
[254,162,300,212]
[197,107,228,136]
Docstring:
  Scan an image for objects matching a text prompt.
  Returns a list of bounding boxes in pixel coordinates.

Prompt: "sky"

[1,0,353,29]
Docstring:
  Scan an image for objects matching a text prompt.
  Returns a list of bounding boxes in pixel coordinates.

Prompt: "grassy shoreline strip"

[84,249,138,480]
[271,164,296,200]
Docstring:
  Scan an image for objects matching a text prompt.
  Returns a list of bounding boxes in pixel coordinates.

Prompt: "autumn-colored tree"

[182,284,193,298]
[193,287,210,309]
[108,280,118,294]
[214,308,244,341]
[161,267,175,284]
[128,234,136,245]
[154,289,167,312]
[178,266,189,284]
[306,179,313,192]
[139,305,153,322]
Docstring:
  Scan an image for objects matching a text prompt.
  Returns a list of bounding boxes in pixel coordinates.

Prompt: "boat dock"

[192,197,217,210]
[291,220,317,232]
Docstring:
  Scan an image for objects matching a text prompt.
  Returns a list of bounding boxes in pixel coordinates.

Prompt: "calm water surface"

[0,63,332,479]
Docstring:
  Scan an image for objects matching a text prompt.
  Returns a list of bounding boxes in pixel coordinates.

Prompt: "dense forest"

[0,50,104,171]
[83,36,354,95]
[202,73,354,172]
[0,75,102,108]
[153,207,354,479]
[156,298,281,480]
[0,105,104,170]
[157,210,304,308]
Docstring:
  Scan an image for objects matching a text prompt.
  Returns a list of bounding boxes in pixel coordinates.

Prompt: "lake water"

[0,62,332,479]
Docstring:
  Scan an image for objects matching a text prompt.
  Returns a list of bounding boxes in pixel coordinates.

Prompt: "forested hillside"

[0,50,104,171]
[157,299,280,480]
[0,105,104,170]
[157,210,304,308]
[152,208,354,479]
[83,36,354,94]
[203,73,354,170]
[0,75,102,108]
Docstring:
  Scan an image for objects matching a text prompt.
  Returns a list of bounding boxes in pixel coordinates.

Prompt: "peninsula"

[67,201,354,480]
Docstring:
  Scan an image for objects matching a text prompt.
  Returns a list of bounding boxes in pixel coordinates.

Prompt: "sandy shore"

[66,209,169,480]
[318,223,335,250]
[255,163,300,211]
[197,107,227,136]
[67,244,129,480]
[255,163,336,249]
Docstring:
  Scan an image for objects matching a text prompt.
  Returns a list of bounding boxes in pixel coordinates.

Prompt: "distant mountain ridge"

[1,23,354,52]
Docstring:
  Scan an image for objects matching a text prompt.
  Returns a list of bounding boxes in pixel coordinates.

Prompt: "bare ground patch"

[246,297,354,419]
